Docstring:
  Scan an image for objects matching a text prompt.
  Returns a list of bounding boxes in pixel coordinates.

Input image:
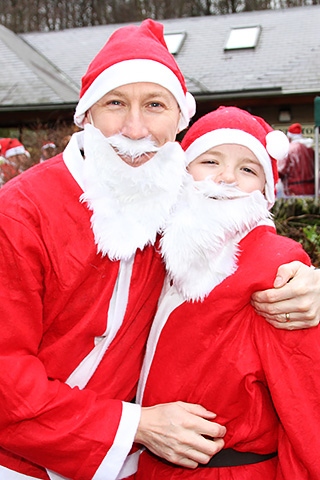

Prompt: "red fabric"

[136,226,319,479]
[80,19,187,98]
[279,142,315,195]
[181,106,280,185]
[0,156,165,479]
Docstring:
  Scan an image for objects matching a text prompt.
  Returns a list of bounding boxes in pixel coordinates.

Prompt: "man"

[0,18,318,480]
[278,122,315,196]
[0,19,224,480]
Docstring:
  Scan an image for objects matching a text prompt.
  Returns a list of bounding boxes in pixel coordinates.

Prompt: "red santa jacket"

[136,226,319,480]
[0,155,165,479]
[279,141,314,195]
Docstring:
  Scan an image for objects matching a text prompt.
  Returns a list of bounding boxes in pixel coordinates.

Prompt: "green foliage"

[272,197,320,266]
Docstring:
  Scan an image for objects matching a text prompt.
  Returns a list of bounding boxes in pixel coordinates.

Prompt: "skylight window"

[225,26,261,50]
[164,32,186,55]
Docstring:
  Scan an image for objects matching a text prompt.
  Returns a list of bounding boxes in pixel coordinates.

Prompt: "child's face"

[187,144,266,194]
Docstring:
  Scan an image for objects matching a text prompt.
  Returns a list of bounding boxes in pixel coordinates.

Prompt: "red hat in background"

[287,122,304,141]
[0,138,27,159]
[181,106,289,208]
[74,19,196,132]
[288,123,302,135]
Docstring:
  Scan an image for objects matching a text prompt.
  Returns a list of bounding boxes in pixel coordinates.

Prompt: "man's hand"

[135,401,226,468]
[252,261,320,330]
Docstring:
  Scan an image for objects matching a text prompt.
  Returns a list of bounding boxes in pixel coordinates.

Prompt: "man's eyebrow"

[104,89,126,97]
[106,89,170,99]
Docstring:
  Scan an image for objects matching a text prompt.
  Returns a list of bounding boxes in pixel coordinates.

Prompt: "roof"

[1,5,320,110]
[0,24,79,107]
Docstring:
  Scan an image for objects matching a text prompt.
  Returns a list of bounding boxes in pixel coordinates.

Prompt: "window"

[164,32,186,55]
[225,26,261,51]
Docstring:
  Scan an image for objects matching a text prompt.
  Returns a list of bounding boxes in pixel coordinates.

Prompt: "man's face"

[86,82,181,166]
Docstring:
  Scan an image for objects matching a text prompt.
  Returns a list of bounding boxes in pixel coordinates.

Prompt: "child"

[134,107,320,479]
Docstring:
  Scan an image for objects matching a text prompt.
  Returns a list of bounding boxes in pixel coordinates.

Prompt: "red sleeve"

[254,311,320,478]
[0,213,124,479]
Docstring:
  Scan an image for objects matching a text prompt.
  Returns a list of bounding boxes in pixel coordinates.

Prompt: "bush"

[272,198,320,267]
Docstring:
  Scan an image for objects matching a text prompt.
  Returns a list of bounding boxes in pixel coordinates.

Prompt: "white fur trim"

[5,146,26,158]
[92,402,141,480]
[287,131,302,141]
[185,128,275,208]
[74,59,194,132]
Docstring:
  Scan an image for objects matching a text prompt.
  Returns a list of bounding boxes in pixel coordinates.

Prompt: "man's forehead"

[105,82,176,99]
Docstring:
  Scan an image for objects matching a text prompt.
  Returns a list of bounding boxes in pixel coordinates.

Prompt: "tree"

[0,0,317,33]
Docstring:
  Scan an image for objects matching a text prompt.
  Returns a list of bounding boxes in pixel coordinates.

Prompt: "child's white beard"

[80,123,187,260]
[161,176,273,302]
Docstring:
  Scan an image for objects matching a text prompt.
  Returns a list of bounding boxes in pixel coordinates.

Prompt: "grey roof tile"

[1,5,319,108]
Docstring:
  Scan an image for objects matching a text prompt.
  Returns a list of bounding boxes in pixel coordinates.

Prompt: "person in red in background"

[134,107,320,480]
[40,141,57,162]
[0,137,30,186]
[277,122,315,196]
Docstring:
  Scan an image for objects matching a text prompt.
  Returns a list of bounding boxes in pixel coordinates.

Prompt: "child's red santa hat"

[181,106,289,208]
[0,138,27,159]
[74,19,196,132]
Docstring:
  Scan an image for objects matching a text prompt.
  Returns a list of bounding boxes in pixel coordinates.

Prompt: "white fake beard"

[106,133,159,163]
[161,177,273,302]
[80,124,187,260]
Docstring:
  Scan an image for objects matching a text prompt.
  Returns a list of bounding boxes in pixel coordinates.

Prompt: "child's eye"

[203,159,218,165]
[242,166,256,175]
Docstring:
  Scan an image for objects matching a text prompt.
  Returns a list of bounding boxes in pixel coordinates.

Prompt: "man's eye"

[149,102,163,108]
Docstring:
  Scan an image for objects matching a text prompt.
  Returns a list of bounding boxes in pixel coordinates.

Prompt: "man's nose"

[121,108,149,140]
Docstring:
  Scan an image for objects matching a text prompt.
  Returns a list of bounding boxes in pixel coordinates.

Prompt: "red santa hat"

[74,19,196,132]
[287,122,303,141]
[288,123,302,135]
[181,106,289,208]
[0,138,27,159]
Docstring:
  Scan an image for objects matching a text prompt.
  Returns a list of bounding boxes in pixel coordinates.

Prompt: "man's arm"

[135,402,226,468]
[251,261,320,330]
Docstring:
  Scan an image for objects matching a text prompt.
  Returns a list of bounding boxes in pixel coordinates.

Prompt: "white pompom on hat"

[181,106,289,208]
[74,19,196,132]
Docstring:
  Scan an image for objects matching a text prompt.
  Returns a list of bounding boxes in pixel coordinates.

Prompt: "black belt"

[157,448,277,469]
[199,448,277,468]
